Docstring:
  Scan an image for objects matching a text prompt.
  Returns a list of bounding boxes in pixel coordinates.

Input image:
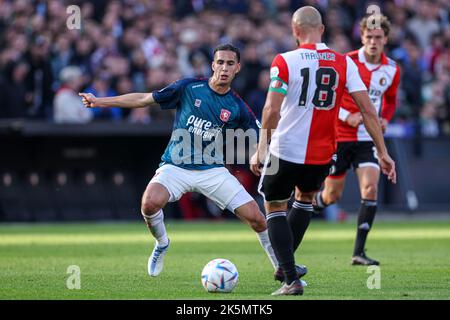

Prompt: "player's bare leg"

[352,166,380,265]
[234,200,279,270]
[141,182,171,276]
[357,166,379,200]
[234,200,267,233]
[314,175,346,211]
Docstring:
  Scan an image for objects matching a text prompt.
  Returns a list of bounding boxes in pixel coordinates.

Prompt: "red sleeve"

[381,65,400,121]
[270,54,289,84]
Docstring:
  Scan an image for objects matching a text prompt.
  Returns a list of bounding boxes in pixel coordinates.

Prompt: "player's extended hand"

[379,152,397,184]
[250,152,262,176]
[79,92,97,108]
[380,118,388,133]
[347,112,363,127]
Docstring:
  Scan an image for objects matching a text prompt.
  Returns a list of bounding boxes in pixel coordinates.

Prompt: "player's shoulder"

[315,44,347,62]
[271,52,290,66]
[178,77,208,88]
[381,54,400,77]
[328,49,347,61]
[386,56,398,69]
[156,77,208,97]
[277,47,303,61]
[230,89,246,106]
[231,89,255,114]
[346,50,360,61]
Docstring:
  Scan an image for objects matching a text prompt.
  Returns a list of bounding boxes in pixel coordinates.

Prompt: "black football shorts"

[258,153,332,202]
[330,141,380,178]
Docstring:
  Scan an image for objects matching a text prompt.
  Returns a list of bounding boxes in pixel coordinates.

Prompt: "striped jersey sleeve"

[269,54,289,95]
[345,56,367,93]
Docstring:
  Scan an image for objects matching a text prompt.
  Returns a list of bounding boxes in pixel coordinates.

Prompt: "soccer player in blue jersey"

[79,44,305,281]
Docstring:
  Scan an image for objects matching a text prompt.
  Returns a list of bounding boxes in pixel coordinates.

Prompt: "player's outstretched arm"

[351,90,397,183]
[79,92,157,109]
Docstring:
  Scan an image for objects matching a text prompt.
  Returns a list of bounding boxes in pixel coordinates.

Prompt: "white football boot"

[148,239,170,277]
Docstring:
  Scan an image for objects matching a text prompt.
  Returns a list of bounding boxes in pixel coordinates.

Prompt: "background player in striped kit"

[251,6,397,296]
[314,15,401,266]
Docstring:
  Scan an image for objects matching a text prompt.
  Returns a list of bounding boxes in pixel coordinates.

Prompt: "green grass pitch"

[0,220,449,300]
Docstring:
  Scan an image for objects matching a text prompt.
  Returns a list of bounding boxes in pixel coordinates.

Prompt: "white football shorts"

[149,164,253,212]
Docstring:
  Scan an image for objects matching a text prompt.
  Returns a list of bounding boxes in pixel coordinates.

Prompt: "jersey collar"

[358,47,389,66]
[207,78,231,97]
[298,43,329,50]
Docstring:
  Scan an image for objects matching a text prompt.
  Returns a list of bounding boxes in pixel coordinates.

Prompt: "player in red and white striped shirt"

[250,6,396,296]
[315,15,400,266]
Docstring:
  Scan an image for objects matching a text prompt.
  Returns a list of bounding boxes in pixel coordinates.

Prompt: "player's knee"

[325,188,342,204]
[361,184,377,199]
[297,192,314,203]
[250,213,267,233]
[141,196,164,216]
[245,204,267,233]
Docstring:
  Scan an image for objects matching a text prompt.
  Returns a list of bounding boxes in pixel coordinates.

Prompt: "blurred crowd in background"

[1,0,449,222]
[0,0,449,136]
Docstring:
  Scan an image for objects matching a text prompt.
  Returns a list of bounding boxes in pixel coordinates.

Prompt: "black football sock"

[266,211,297,284]
[287,201,313,253]
[353,199,377,256]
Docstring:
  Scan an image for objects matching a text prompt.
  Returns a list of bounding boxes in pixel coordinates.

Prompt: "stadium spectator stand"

[0,0,449,221]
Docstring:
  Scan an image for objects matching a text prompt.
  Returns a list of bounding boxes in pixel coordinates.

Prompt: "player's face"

[211,50,241,86]
[362,28,387,60]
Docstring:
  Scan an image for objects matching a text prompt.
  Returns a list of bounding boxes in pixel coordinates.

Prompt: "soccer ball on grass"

[201,258,239,293]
